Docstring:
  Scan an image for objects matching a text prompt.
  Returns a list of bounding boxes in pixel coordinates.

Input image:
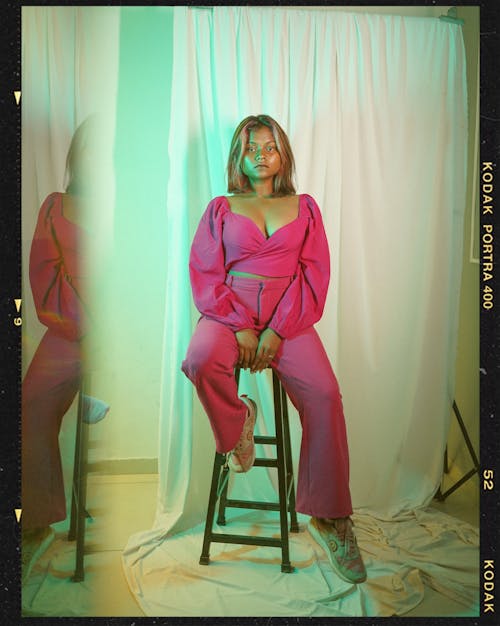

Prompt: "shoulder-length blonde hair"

[227,115,296,196]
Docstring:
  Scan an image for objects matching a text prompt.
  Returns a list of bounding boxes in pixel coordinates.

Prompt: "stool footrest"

[223,498,280,511]
[206,533,283,549]
[254,435,277,445]
[254,458,278,467]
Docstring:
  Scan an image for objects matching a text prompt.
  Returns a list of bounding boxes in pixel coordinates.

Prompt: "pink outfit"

[22,192,85,529]
[182,194,353,518]
[188,194,330,338]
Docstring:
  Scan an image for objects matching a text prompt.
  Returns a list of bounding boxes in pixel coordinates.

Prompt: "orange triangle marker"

[15,509,22,523]
[14,91,21,105]
[14,299,21,313]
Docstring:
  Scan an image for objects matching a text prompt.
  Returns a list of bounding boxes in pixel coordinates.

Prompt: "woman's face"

[241,126,282,185]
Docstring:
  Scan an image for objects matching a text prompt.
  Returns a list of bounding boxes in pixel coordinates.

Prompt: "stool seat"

[199,368,299,573]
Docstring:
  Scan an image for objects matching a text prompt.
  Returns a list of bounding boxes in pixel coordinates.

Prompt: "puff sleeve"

[189,197,256,332]
[267,194,330,339]
[29,192,88,341]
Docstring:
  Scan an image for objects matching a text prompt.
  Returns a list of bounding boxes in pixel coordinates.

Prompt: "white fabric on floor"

[121,508,478,617]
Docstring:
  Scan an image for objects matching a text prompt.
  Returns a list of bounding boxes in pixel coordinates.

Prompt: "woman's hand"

[251,328,282,373]
[235,329,259,369]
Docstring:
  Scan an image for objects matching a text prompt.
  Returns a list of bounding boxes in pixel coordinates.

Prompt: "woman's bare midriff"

[228,270,289,280]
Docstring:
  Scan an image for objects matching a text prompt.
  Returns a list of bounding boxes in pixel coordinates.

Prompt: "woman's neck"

[249,180,275,198]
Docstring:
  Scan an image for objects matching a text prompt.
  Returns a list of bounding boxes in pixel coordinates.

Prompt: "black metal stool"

[199,368,299,573]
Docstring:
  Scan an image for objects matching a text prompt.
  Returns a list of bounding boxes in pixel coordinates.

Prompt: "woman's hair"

[64,115,97,194]
[227,114,296,196]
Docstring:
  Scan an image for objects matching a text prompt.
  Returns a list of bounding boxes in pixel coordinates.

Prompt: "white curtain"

[21,6,118,242]
[334,12,468,515]
[21,7,120,467]
[21,9,120,614]
[122,6,474,617]
[22,5,119,369]
[148,5,467,528]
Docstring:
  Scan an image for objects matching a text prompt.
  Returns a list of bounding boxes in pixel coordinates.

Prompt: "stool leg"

[200,452,225,566]
[281,384,299,533]
[218,367,241,525]
[68,391,82,543]
[71,381,89,582]
[216,460,230,525]
[272,371,293,573]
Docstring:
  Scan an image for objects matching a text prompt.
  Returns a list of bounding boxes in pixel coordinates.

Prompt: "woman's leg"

[181,317,248,453]
[273,328,367,583]
[273,327,352,520]
[22,331,81,530]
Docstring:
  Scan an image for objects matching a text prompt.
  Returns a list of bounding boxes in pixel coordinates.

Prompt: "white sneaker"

[309,517,367,583]
[82,395,110,424]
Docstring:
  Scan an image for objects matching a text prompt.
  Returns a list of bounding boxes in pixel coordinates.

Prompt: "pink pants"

[182,275,352,519]
[22,330,81,529]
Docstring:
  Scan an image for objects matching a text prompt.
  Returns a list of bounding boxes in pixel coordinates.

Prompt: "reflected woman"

[181,114,366,584]
[21,117,109,583]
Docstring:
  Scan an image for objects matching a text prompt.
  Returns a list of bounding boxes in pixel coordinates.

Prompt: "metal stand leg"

[435,400,479,502]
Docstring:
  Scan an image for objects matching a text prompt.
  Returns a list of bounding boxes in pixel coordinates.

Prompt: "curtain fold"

[333,13,467,515]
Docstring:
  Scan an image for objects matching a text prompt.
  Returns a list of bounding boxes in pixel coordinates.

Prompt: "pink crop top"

[188,193,331,339]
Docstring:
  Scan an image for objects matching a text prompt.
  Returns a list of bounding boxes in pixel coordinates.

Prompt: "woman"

[21,117,109,583]
[181,115,366,584]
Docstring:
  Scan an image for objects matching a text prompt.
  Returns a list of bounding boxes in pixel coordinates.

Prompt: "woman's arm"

[189,197,256,333]
[267,194,330,339]
[29,192,87,341]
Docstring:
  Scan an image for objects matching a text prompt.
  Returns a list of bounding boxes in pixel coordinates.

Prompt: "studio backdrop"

[120,7,469,615]
[141,5,468,538]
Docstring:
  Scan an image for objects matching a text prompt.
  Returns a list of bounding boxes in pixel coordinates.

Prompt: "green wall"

[91,7,175,462]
